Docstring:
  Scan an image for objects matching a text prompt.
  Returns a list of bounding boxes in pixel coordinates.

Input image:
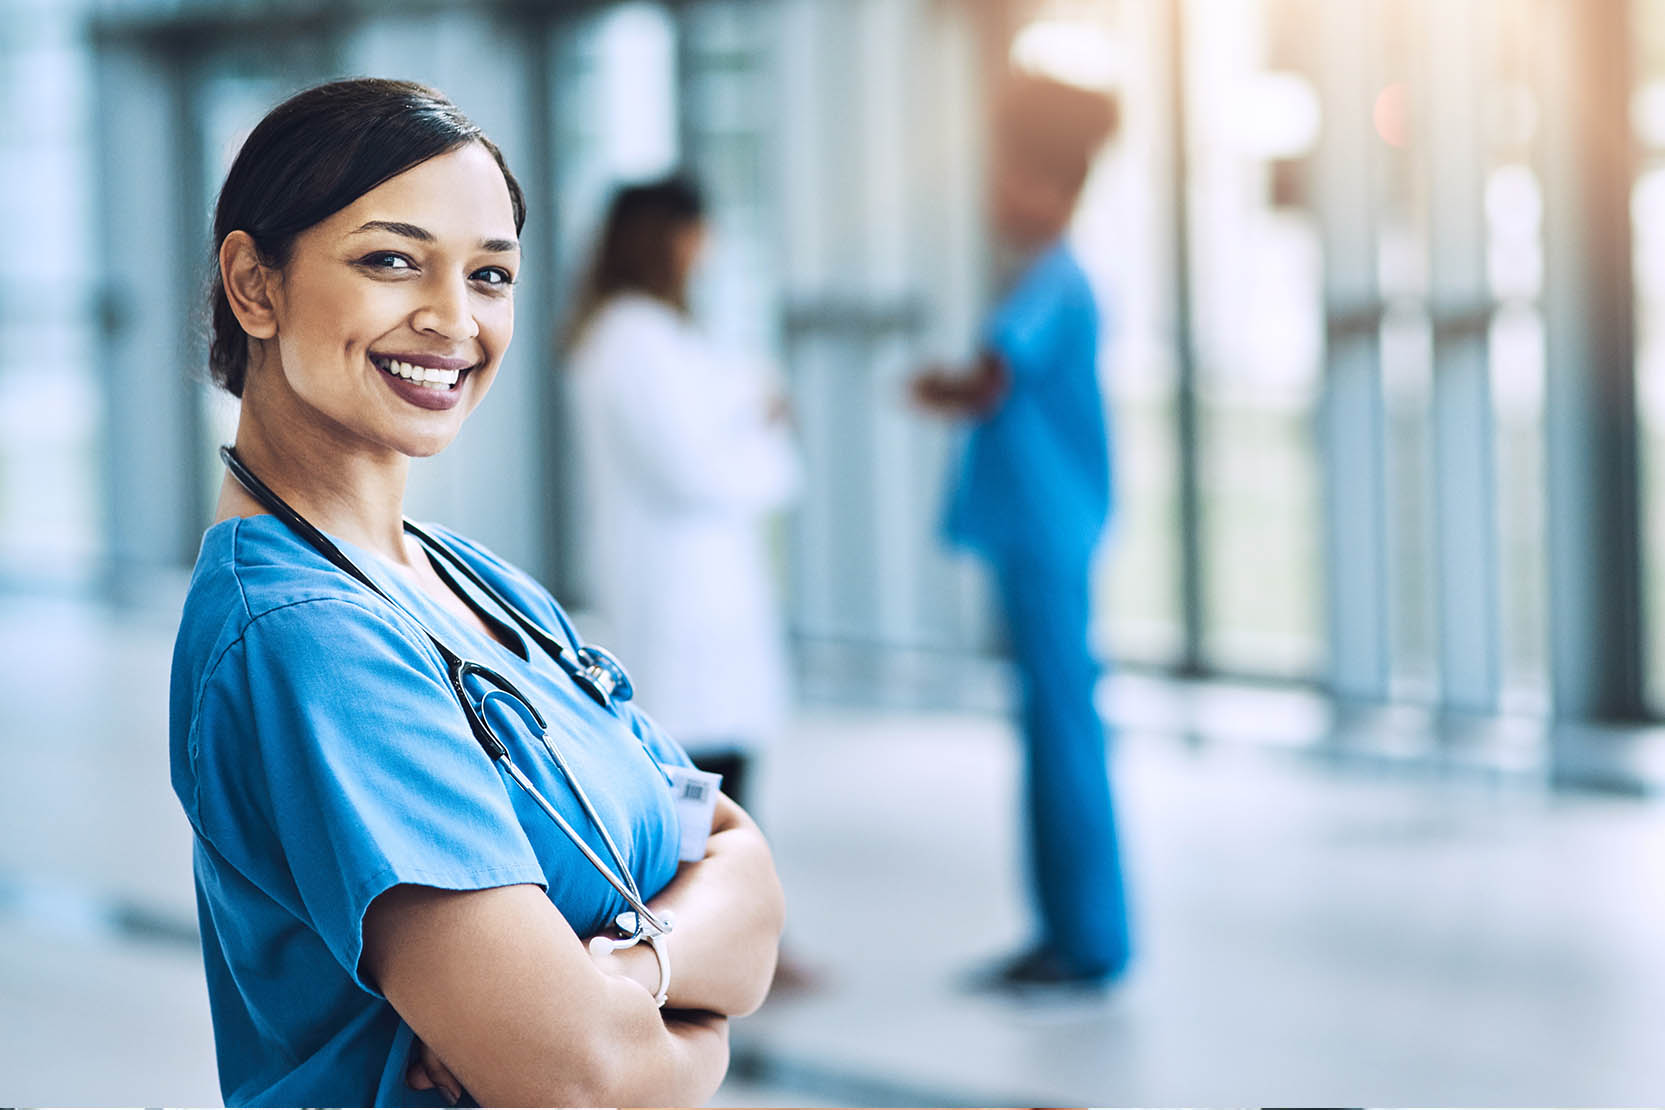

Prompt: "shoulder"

[574,294,686,361]
[602,291,684,329]
[170,517,443,823]
[173,517,433,715]
[995,243,1097,345]
[1020,243,1094,308]
[181,516,410,633]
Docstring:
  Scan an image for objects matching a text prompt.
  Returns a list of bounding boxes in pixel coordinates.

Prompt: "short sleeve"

[982,252,1091,381]
[189,597,547,993]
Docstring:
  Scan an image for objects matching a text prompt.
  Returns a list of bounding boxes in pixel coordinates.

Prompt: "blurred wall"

[10,0,1665,759]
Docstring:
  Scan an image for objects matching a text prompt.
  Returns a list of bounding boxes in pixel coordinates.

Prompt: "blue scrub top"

[168,514,691,1107]
[945,240,1112,567]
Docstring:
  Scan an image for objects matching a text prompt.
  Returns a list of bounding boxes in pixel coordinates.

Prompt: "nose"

[412,273,480,341]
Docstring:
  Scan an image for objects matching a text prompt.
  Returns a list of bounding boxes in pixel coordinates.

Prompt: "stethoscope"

[220,445,674,950]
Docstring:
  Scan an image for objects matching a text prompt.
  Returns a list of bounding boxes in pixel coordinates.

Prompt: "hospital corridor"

[6,0,1665,1105]
[6,593,1665,1104]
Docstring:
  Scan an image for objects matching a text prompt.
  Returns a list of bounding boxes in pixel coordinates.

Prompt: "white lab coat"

[566,293,801,751]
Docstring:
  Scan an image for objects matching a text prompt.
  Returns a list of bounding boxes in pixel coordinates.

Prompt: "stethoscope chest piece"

[575,644,634,706]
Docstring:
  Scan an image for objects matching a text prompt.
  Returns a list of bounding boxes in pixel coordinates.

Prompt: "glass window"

[549,0,680,306]
[1487,4,1548,712]
[0,6,101,588]
[1186,0,1325,677]
[1633,0,1665,709]
[680,0,780,356]
[1374,0,1439,700]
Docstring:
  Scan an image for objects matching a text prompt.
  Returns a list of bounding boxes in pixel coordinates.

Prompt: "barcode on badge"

[681,781,707,801]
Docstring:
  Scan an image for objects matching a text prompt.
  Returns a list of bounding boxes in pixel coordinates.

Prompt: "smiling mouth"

[371,354,471,391]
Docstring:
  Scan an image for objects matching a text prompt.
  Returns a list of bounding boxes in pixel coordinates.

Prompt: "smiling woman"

[215,136,521,452]
[170,79,782,1108]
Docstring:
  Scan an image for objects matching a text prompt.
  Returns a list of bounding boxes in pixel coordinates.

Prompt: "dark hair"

[995,70,1120,195]
[208,78,527,396]
[565,174,706,349]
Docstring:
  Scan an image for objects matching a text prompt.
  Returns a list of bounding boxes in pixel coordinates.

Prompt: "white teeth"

[376,357,463,389]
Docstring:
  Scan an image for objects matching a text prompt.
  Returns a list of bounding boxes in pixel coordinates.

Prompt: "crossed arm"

[910,350,1012,418]
[361,793,784,1106]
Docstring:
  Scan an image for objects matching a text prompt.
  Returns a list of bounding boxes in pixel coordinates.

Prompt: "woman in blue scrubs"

[169,79,783,1106]
[912,71,1128,993]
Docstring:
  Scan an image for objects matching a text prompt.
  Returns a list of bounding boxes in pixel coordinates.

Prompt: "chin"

[384,420,466,459]
[401,434,459,459]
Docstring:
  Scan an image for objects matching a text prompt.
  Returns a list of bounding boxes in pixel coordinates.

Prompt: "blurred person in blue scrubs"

[911,69,1126,993]
[563,176,801,819]
[170,79,782,1107]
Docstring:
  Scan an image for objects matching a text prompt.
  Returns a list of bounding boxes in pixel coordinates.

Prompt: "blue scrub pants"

[994,548,1131,978]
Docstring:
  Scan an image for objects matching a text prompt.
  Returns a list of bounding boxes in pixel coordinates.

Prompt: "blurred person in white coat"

[564,175,800,815]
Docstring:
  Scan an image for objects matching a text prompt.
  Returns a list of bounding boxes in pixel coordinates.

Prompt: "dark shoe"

[964,946,1116,997]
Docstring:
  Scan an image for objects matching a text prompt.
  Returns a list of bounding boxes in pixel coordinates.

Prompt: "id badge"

[668,764,723,862]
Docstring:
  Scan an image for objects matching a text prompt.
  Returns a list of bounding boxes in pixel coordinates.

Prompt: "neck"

[1011,226,1065,256]
[994,235,1059,288]
[219,365,414,566]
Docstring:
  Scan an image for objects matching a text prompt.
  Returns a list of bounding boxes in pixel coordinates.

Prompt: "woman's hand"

[403,941,730,1102]
[584,929,666,997]
[909,352,1010,417]
[909,364,963,412]
[405,1016,728,1107]
[407,1039,464,1105]
[364,883,731,1106]
[629,791,786,1017]
[375,793,779,1102]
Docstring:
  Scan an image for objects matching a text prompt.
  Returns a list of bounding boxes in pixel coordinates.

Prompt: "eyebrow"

[350,219,519,254]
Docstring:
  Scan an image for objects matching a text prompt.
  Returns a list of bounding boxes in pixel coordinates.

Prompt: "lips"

[369,353,477,411]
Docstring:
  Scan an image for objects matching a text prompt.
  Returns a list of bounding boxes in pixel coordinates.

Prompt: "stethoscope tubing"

[496,757,670,936]
[218,445,671,941]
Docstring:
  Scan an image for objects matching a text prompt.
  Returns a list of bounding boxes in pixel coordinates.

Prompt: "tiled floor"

[5,594,1665,1105]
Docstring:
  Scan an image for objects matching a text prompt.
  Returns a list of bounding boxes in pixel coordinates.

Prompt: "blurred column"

[1312,0,1391,701]
[776,0,879,650]
[1165,0,1205,675]
[778,0,985,687]
[677,1,778,356]
[1422,0,1502,713]
[1537,0,1646,722]
[93,40,203,597]
[912,0,991,660]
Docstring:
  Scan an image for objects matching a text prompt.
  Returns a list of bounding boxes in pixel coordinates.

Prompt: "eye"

[472,266,514,288]
[358,252,415,271]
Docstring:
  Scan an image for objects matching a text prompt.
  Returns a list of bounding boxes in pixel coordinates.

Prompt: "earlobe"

[220,231,279,340]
